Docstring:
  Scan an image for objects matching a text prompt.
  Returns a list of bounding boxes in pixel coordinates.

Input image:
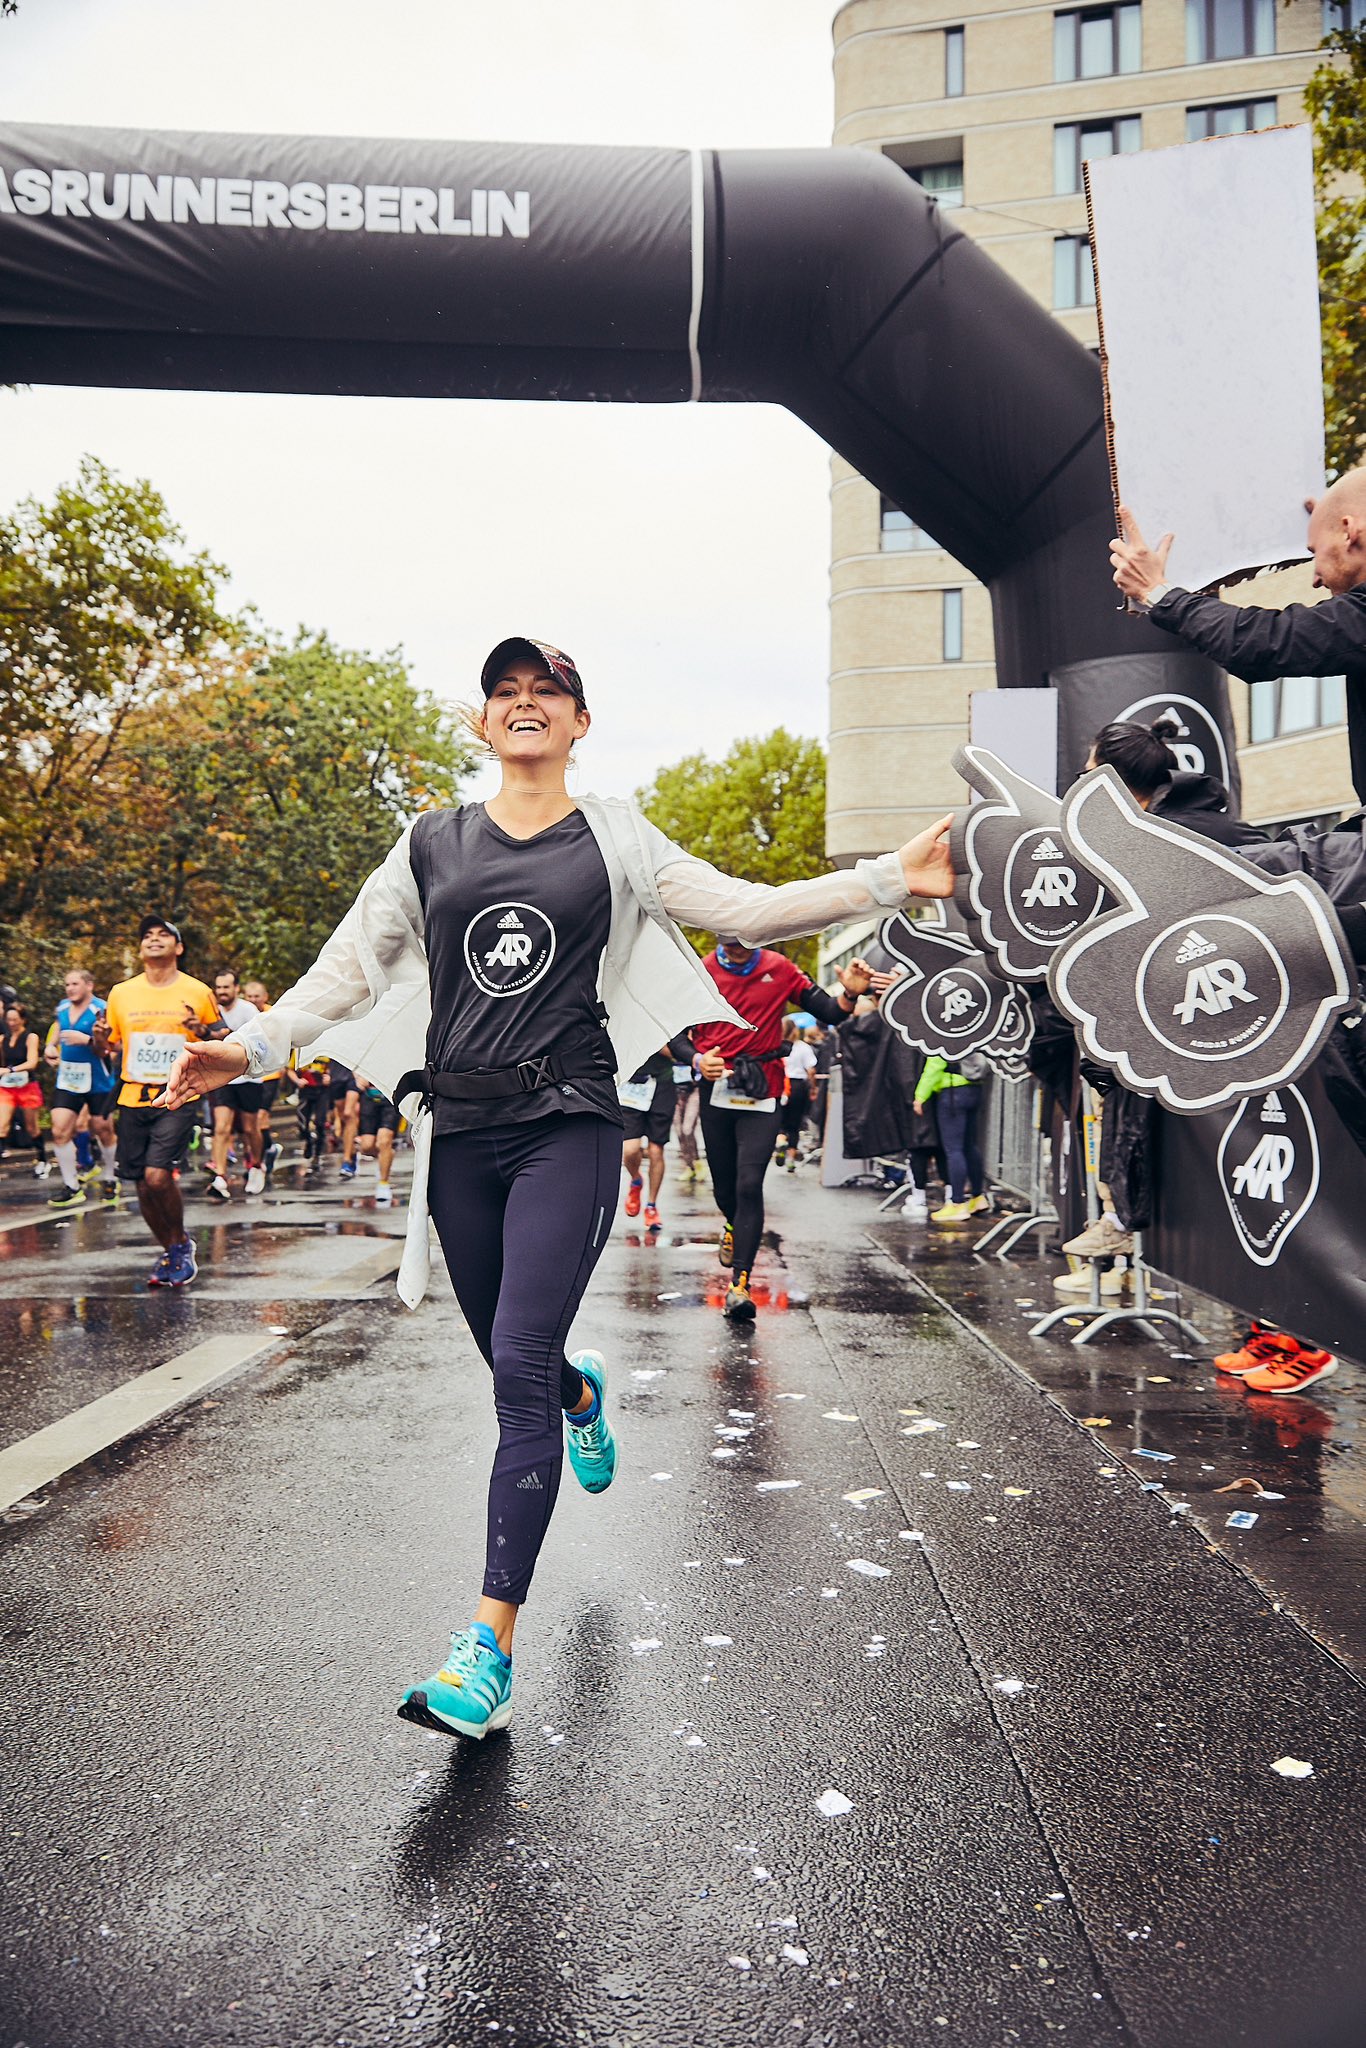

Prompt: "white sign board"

[970,687,1059,796]
[1086,126,1325,594]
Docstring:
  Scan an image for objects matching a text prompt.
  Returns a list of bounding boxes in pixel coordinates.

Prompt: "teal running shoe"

[397,1625,513,1740]
[565,1349,617,1494]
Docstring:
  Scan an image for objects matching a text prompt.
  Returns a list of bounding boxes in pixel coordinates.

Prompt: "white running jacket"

[227,794,913,1306]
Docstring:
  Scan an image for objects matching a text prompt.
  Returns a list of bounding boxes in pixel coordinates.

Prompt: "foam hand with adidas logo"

[1047,766,1356,1114]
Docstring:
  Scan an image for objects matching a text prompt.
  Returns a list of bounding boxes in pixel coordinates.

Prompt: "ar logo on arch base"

[1216,1085,1320,1267]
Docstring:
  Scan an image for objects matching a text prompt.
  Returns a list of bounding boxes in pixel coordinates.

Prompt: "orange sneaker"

[1242,1346,1338,1396]
[623,1177,642,1218]
[1213,1322,1300,1378]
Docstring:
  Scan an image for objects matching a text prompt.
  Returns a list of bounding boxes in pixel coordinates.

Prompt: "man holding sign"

[93,916,222,1289]
[1110,471,1366,802]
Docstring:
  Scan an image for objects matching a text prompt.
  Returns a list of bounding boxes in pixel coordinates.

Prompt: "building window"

[1186,0,1274,60]
[945,26,965,96]
[1054,116,1141,194]
[1248,674,1347,742]
[1324,0,1366,28]
[943,588,964,661]
[1054,5,1142,81]
[910,159,965,209]
[881,499,942,552]
[1186,96,1277,138]
[1053,235,1096,309]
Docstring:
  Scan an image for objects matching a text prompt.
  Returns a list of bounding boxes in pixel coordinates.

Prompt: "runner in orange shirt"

[93,915,222,1288]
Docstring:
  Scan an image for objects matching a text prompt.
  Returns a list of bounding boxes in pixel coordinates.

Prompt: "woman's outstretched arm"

[653,815,954,945]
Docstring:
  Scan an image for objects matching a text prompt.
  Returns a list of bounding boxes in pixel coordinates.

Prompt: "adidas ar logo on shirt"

[1174,929,1218,964]
[497,909,525,930]
[1261,1091,1288,1124]
[1031,835,1065,861]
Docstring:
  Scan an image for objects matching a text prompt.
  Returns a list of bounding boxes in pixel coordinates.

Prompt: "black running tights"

[699,1090,780,1280]
[426,1111,619,1606]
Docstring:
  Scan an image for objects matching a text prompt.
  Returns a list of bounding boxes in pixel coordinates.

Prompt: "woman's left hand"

[898,814,955,898]
[837,957,874,997]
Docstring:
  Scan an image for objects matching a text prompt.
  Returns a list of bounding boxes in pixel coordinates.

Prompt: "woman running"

[0,1000,50,1177]
[159,636,953,1741]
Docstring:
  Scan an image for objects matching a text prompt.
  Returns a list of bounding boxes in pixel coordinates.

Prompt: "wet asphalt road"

[2,1156,1365,2048]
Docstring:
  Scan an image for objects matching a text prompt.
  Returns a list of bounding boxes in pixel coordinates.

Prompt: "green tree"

[0,456,231,955]
[1306,23,1366,476]
[47,631,473,995]
[636,728,828,977]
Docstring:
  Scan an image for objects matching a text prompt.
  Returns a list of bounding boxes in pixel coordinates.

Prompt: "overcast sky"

[0,0,841,802]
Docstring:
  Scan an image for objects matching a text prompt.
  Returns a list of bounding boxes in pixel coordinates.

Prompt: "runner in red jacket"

[693,941,874,1319]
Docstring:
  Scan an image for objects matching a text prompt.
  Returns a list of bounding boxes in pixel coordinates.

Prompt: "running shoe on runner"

[1241,1345,1338,1395]
[724,1271,757,1321]
[100,1177,120,1207]
[376,1181,393,1207]
[565,1350,617,1492]
[148,1245,176,1288]
[623,1177,643,1218]
[207,1174,232,1202]
[33,1160,52,1180]
[397,1624,513,1740]
[717,1222,734,1269]
[1213,1323,1300,1377]
[339,1159,358,1180]
[643,1201,660,1231]
[245,1164,266,1196]
[264,1141,283,1175]
[48,1184,87,1210]
[163,1236,198,1288]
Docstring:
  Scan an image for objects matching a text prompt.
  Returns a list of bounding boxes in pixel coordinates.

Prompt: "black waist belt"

[394,1053,602,1107]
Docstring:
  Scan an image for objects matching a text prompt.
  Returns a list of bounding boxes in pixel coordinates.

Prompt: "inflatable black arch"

[0,122,1223,716]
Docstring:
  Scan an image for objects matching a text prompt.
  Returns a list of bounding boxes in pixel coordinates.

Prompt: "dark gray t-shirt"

[408,803,621,1136]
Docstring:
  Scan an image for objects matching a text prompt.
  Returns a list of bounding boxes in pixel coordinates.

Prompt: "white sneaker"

[245,1165,266,1196]
[1053,1265,1127,1298]
[208,1175,232,1202]
[904,1190,929,1219]
[34,1160,53,1180]
[375,1181,393,1207]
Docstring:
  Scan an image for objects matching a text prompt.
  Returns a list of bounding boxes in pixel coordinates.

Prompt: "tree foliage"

[1306,24,1366,476]
[636,728,829,977]
[0,464,473,1002]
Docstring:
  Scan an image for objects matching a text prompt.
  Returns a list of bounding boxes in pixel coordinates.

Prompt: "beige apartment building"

[826,0,1361,864]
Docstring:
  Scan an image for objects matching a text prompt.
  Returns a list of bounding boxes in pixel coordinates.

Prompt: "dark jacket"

[1149,581,1366,802]
[1151,770,1267,848]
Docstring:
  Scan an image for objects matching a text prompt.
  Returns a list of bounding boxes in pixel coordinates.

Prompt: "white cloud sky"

[0,0,840,802]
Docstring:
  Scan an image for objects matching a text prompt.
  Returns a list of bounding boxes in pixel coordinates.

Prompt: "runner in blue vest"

[45,968,118,1210]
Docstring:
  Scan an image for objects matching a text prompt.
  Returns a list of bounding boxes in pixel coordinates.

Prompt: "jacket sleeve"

[914,1055,947,1105]
[796,979,851,1028]
[1149,585,1366,684]
[224,824,426,1079]
[650,828,911,945]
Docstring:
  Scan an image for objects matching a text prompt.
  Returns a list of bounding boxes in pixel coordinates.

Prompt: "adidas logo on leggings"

[516,1470,543,1491]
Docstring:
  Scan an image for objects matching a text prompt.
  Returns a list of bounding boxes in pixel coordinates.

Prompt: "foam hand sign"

[879,911,1034,1074]
[1048,767,1356,1115]
[950,745,1105,982]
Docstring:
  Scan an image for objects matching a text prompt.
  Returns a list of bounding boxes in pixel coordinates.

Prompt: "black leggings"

[699,1088,780,1279]
[426,1112,619,1607]
[779,1078,810,1145]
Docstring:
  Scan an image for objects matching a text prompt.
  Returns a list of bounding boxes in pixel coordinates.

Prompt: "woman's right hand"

[157,1038,249,1110]
[697,1048,727,1082]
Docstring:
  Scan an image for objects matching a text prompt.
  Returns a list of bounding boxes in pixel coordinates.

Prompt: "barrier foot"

[994,1214,1055,1259]
[1029,1302,1108,1337]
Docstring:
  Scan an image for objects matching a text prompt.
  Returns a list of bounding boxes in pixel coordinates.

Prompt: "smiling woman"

[159,628,955,1744]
